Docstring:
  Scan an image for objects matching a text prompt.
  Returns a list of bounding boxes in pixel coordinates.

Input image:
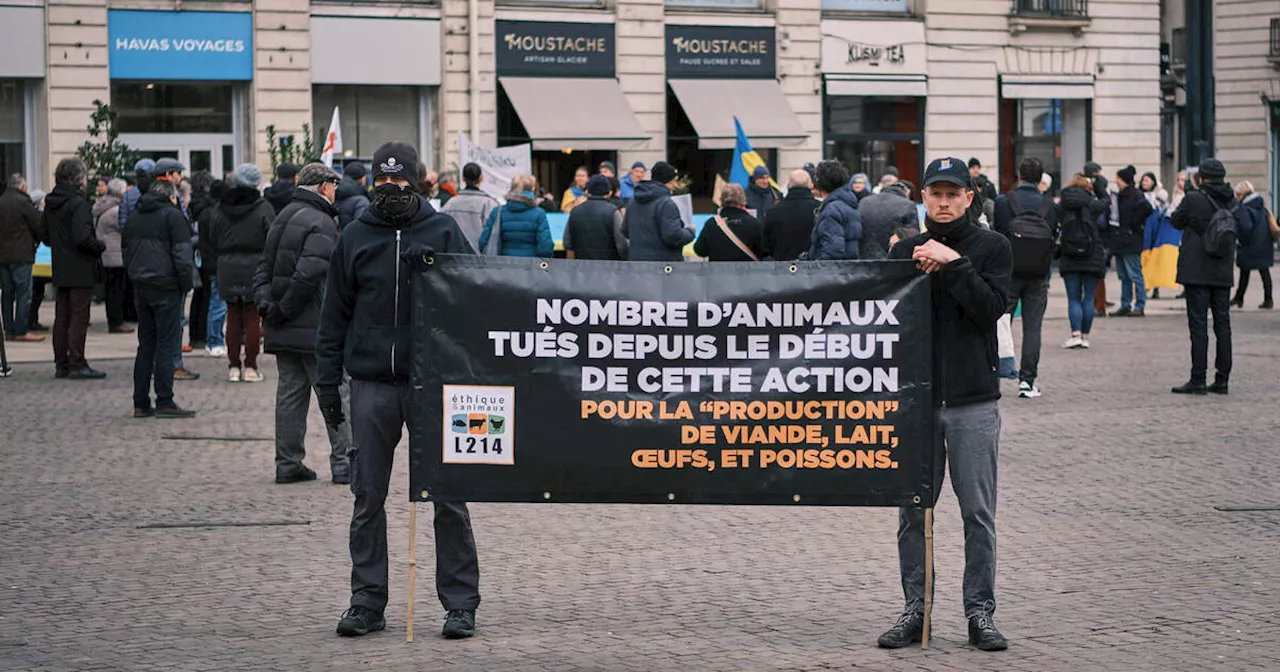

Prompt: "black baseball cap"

[922,157,971,189]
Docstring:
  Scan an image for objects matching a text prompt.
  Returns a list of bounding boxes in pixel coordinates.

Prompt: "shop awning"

[825,76,928,98]
[499,77,649,151]
[667,79,807,150]
[1001,75,1095,100]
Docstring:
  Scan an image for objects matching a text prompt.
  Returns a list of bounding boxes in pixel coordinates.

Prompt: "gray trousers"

[1008,275,1048,385]
[349,379,481,614]
[275,352,352,478]
[898,400,1000,617]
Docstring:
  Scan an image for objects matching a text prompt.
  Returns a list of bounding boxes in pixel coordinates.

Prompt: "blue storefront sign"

[108,10,253,81]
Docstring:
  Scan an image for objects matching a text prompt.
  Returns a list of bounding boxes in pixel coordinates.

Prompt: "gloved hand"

[400,244,436,273]
[317,386,345,430]
[257,300,285,327]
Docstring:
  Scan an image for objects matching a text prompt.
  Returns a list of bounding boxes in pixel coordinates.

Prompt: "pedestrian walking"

[335,163,371,231]
[560,166,590,213]
[1171,158,1236,395]
[478,174,554,258]
[1057,174,1110,349]
[264,163,299,215]
[858,180,918,260]
[882,156,1011,652]
[564,174,628,260]
[316,141,480,639]
[695,183,764,261]
[254,162,351,484]
[761,170,820,261]
[745,166,781,220]
[123,179,197,417]
[441,162,498,252]
[808,160,862,261]
[93,178,132,334]
[621,161,694,262]
[1231,180,1274,309]
[0,173,46,343]
[1108,166,1154,317]
[995,157,1058,398]
[207,164,275,383]
[46,157,106,380]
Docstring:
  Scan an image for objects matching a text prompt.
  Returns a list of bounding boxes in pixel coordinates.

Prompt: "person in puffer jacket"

[441,162,497,252]
[808,160,863,260]
[334,162,370,230]
[477,173,553,257]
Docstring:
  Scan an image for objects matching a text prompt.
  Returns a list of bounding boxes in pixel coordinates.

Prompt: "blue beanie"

[134,158,156,175]
[752,165,770,180]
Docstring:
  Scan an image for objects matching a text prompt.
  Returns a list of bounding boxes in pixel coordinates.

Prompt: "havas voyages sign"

[496,21,615,78]
[409,257,936,507]
[108,10,253,81]
[665,25,776,79]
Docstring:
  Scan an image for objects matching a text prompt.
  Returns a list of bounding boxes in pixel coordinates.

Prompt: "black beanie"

[1198,158,1226,182]
[372,142,419,183]
[651,161,677,184]
[344,162,367,180]
[1117,165,1136,187]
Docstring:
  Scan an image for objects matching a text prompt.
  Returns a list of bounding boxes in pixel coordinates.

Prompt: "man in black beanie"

[316,141,480,639]
[265,163,300,214]
[335,162,370,230]
[1109,164,1153,317]
[1170,158,1236,394]
[621,160,693,261]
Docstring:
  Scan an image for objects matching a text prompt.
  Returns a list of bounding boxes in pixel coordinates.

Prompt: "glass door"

[119,133,237,180]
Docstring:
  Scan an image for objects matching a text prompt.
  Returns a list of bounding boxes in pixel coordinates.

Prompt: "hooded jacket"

[334,177,370,231]
[1108,186,1154,255]
[761,186,819,261]
[253,189,341,354]
[441,186,499,252]
[1234,192,1273,271]
[1172,181,1237,288]
[622,181,694,262]
[857,189,919,260]
[92,195,123,268]
[0,186,44,264]
[45,183,104,288]
[808,187,863,261]
[263,179,297,215]
[478,192,554,258]
[122,191,194,295]
[889,218,1011,407]
[1055,185,1109,278]
[619,173,639,201]
[316,197,472,387]
[206,186,275,301]
[746,183,782,220]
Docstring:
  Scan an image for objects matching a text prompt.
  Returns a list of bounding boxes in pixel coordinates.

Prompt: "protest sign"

[457,133,531,203]
[408,257,935,507]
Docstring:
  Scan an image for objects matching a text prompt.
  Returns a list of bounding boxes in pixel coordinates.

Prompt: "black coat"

[1107,186,1153,255]
[694,207,764,261]
[0,186,45,264]
[622,181,693,262]
[45,183,104,288]
[746,183,782,220]
[122,191,195,295]
[316,197,472,387]
[1172,182,1237,288]
[254,190,341,354]
[207,187,275,302]
[761,187,818,261]
[263,180,296,215]
[565,196,626,260]
[1235,194,1274,270]
[889,219,1011,407]
[1055,186,1109,278]
[335,178,370,231]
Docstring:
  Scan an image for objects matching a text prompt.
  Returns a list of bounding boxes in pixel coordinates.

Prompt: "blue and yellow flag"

[729,117,779,191]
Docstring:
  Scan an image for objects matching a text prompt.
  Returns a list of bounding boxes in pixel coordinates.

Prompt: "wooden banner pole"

[922,507,934,650]
[407,499,417,642]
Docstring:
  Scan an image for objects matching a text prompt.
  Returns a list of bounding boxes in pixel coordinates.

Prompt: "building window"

[666,0,760,9]
[312,85,423,161]
[0,82,26,181]
[822,0,909,12]
[823,95,923,188]
[999,98,1092,193]
[1011,0,1088,18]
[111,82,234,134]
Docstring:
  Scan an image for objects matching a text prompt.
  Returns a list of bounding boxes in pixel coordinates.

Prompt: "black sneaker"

[1171,381,1208,395]
[68,368,107,380]
[332,472,351,485]
[876,611,923,649]
[968,611,1008,651]
[133,407,155,418]
[442,609,476,639]
[155,405,196,419]
[276,466,317,484]
[336,605,385,637]
[1108,307,1132,318]
[1209,376,1229,395]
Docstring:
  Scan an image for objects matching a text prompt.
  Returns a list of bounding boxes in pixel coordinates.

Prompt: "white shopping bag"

[996,314,1018,380]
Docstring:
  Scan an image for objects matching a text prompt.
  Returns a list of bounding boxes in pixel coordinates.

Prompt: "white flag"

[321,107,342,168]
[458,132,531,203]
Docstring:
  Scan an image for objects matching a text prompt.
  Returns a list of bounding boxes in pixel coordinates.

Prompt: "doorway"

[119,134,237,180]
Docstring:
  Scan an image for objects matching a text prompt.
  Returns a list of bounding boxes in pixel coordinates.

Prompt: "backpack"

[1058,209,1094,259]
[1202,200,1238,259]
[1007,193,1055,277]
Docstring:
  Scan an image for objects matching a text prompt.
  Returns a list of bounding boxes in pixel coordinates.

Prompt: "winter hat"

[344,162,367,180]
[651,161,678,184]
[297,162,341,187]
[752,165,770,180]
[587,174,611,196]
[232,163,262,189]
[968,157,982,169]
[630,161,646,170]
[1197,158,1226,182]
[372,142,418,183]
[134,158,156,175]
[1117,165,1136,187]
[276,163,300,181]
[1083,161,1102,177]
[599,161,617,175]
[153,158,185,177]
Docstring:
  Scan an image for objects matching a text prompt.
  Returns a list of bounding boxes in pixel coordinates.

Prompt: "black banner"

[409,257,934,507]
[495,21,615,78]
[665,25,776,79]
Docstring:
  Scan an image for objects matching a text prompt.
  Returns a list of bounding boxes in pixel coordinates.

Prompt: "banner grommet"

[667,493,675,501]
[789,265,798,273]
[793,494,801,503]
[420,490,429,499]
[539,261,549,270]
[912,496,921,505]
[663,266,673,274]
[543,492,552,500]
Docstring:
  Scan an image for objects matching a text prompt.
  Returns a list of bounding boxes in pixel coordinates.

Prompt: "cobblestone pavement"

[2,285,1279,671]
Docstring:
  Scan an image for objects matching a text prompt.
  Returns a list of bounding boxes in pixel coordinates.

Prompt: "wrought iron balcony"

[1009,0,1090,36]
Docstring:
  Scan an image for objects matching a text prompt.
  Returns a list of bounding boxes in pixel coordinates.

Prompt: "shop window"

[999,98,1096,194]
[112,82,234,134]
[666,0,759,9]
[0,82,25,182]
[312,85,423,161]
[822,0,909,12]
[823,95,923,189]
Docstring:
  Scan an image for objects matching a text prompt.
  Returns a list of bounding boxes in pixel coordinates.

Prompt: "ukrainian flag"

[729,117,779,191]
[1142,208,1181,290]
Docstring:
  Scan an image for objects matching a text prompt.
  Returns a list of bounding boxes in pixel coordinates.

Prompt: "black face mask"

[373,183,418,221]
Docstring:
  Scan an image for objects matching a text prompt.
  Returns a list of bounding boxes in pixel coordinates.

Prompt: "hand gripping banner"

[409,256,935,507]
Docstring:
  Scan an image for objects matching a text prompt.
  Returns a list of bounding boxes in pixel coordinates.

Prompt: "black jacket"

[122,191,194,295]
[1055,186,1109,278]
[1235,193,1274,271]
[1172,182,1237,288]
[565,196,626,260]
[206,187,275,302]
[889,219,1011,407]
[746,183,782,220]
[316,197,472,387]
[254,190,341,354]
[45,183,104,288]
[858,190,919,260]
[335,178,370,231]
[0,186,45,264]
[622,181,693,262]
[994,183,1059,242]
[761,187,819,261]
[1108,186,1153,255]
[694,207,764,261]
[264,179,296,215]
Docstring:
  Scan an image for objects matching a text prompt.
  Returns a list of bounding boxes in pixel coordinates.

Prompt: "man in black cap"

[882,157,1011,652]
[565,174,628,260]
[265,163,300,214]
[316,141,480,639]
[335,162,370,231]
[621,161,693,261]
[1170,158,1236,395]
